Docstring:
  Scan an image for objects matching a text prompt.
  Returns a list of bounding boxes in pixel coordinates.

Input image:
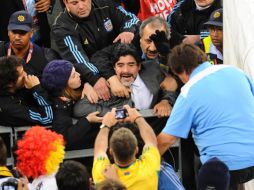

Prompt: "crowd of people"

[0,0,254,190]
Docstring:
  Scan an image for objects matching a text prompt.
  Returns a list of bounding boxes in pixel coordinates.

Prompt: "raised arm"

[94,108,118,158]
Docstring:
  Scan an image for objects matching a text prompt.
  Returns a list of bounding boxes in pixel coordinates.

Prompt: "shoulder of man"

[141,60,162,72]
[92,0,117,8]
[167,0,187,25]
[52,11,76,29]
[42,47,61,61]
[140,60,164,83]
[171,0,191,15]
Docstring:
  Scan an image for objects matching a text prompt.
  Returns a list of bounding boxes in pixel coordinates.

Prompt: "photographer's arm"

[135,117,157,147]
[94,109,118,158]
[93,126,110,159]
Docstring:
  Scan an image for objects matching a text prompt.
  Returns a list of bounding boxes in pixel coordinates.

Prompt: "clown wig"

[16,126,65,179]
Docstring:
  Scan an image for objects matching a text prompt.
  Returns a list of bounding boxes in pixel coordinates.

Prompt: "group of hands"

[83,76,172,124]
[25,27,172,122]
[82,30,173,122]
[87,104,144,128]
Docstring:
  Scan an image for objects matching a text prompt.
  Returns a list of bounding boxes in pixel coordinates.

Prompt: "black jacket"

[168,0,222,41]
[74,52,177,118]
[51,97,99,150]
[52,0,140,85]
[0,0,52,47]
[0,85,53,126]
[0,42,59,78]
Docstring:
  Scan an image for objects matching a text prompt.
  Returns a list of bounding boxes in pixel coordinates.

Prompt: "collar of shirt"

[210,43,223,60]
[131,74,142,89]
[131,74,153,110]
[190,61,212,79]
[195,3,212,11]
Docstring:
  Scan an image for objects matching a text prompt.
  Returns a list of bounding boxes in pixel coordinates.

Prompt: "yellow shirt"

[0,166,13,177]
[92,145,160,190]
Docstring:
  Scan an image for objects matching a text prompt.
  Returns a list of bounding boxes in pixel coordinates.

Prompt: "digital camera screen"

[115,108,127,119]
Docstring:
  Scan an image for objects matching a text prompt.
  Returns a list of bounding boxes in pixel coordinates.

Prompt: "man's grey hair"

[139,16,171,39]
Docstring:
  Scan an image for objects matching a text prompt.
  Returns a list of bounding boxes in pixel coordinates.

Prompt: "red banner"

[138,0,176,21]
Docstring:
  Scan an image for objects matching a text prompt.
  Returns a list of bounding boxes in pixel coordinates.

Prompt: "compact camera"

[115,108,128,119]
[1,178,18,190]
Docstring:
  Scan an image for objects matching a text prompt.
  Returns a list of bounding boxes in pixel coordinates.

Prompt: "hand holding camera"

[115,108,128,119]
[1,178,18,190]
[102,108,118,128]
[1,177,29,190]
[121,105,142,123]
[102,105,143,129]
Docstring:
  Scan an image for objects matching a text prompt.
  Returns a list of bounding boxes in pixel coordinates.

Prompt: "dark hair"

[96,179,127,190]
[56,160,90,190]
[109,127,137,163]
[0,56,23,91]
[168,43,208,75]
[111,44,141,67]
[198,157,230,190]
[0,136,7,165]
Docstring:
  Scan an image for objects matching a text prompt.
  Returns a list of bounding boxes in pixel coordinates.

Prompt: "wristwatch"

[100,124,110,129]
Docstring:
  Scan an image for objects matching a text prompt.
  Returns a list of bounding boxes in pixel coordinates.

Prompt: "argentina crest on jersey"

[103,18,113,32]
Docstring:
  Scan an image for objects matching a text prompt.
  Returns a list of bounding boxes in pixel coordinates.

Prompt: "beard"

[119,73,135,87]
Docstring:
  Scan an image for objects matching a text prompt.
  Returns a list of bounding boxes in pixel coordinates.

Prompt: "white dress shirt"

[131,74,153,110]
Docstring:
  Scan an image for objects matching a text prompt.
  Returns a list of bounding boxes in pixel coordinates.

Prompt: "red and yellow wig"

[16,126,65,179]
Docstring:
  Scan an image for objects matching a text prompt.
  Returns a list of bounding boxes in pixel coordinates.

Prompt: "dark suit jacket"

[0,0,51,47]
[73,61,177,117]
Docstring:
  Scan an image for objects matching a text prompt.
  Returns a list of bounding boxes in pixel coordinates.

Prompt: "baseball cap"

[204,8,223,27]
[8,10,32,32]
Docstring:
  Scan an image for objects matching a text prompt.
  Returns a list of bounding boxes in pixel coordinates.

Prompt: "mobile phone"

[115,108,127,119]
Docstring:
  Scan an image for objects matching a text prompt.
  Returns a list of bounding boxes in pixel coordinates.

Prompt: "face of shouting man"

[114,55,141,87]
